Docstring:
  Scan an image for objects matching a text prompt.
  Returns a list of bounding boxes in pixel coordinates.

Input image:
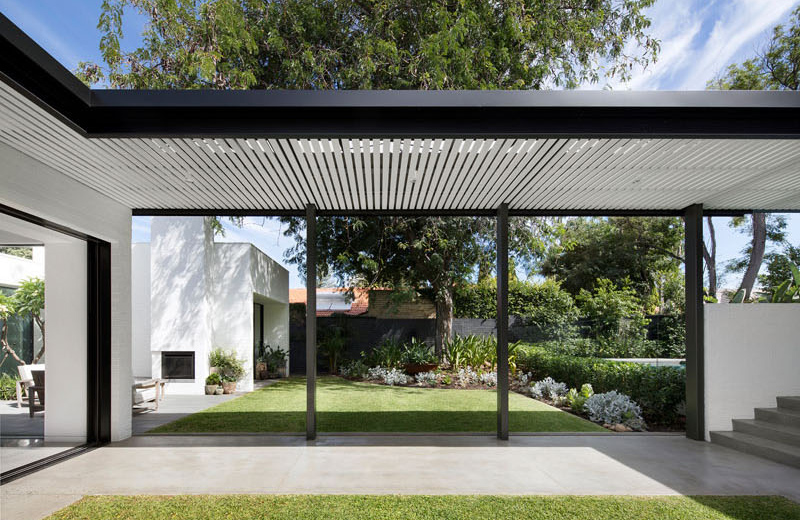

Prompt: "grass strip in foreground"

[47,495,800,520]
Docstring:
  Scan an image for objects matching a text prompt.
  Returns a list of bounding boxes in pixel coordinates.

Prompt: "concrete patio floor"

[2,434,799,520]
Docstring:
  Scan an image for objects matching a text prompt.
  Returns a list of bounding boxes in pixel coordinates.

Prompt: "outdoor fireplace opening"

[161,352,195,379]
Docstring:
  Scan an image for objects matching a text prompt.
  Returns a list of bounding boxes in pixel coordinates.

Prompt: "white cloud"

[679,0,797,89]
[596,0,798,90]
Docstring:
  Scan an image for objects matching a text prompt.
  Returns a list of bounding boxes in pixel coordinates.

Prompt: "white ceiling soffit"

[1,82,799,213]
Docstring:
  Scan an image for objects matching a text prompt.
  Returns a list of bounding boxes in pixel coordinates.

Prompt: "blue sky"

[3,0,799,288]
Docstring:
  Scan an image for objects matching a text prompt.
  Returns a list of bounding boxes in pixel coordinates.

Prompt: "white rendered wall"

[705,304,800,440]
[0,142,133,441]
[44,242,87,442]
[131,244,151,378]
[213,244,255,391]
[251,246,290,374]
[150,217,215,395]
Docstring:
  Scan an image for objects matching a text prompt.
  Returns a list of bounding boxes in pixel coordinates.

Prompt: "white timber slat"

[1,82,800,212]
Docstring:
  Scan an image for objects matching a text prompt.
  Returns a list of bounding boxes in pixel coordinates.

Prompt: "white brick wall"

[0,142,133,442]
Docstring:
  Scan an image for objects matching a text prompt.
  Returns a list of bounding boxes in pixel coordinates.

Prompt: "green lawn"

[148,376,605,433]
[47,495,800,520]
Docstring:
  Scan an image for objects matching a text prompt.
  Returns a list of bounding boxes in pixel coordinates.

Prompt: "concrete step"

[710,431,800,469]
[777,396,800,412]
[754,407,800,428]
[732,418,800,447]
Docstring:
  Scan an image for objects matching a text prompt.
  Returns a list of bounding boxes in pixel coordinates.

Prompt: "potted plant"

[402,338,438,375]
[209,347,245,394]
[204,373,221,395]
[254,342,268,380]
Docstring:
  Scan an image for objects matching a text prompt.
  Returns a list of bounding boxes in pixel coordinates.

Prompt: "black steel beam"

[0,14,89,134]
[305,204,317,440]
[496,203,509,440]
[684,204,705,441]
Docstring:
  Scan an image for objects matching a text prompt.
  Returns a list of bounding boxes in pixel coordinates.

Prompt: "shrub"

[454,280,579,340]
[457,367,479,386]
[445,334,522,372]
[205,373,221,386]
[530,377,568,401]
[566,383,594,413]
[366,366,409,386]
[516,344,685,425]
[402,338,437,364]
[340,359,369,379]
[585,391,646,430]
[536,338,663,359]
[576,278,649,344]
[479,371,498,387]
[365,338,405,368]
[0,373,18,400]
[383,368,409,386]
[318,328,347,374]
[415,371,438,387]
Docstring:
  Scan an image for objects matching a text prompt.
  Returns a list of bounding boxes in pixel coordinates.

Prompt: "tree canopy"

[79,0,659,90]
[539,217,684,311]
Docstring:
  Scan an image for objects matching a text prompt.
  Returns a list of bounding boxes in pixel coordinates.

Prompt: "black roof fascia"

[86,89,800,138]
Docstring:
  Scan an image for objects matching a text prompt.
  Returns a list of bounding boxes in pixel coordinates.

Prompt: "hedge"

[454,280,578,340]
[516,345,685,425]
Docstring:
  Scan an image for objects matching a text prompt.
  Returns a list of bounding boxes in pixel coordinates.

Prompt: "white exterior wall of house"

[133,217,289,395]
[0,142,133,442]
[704,304,800,440]
[131,244,151,378]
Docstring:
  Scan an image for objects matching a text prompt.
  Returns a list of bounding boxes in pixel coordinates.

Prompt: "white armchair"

[16,364,44,408]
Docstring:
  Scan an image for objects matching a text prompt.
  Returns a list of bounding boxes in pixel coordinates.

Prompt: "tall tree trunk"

[703,216,717,300]
[739,213,767,300]
[434,288,454,361]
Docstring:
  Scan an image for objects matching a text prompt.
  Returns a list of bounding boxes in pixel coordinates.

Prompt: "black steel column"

[86,239,111,444]
[497,203,509,440]
[684,204,705,441]
[306,204,317,440]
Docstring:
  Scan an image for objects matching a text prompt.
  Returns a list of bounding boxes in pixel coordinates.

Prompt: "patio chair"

[132,378,161,412]
[28,369,44,417]
[16,363,45,408]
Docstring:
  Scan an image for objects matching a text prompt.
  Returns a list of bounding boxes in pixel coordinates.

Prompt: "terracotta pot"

[214,386,224,395]
[209,367,219,375]
[403,363,438,375]
[255,362,267,380]
[204,384,218,395]
[222,381,237,394]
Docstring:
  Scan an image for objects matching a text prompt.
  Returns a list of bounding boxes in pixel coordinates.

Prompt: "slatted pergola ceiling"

[2,79,800,213]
